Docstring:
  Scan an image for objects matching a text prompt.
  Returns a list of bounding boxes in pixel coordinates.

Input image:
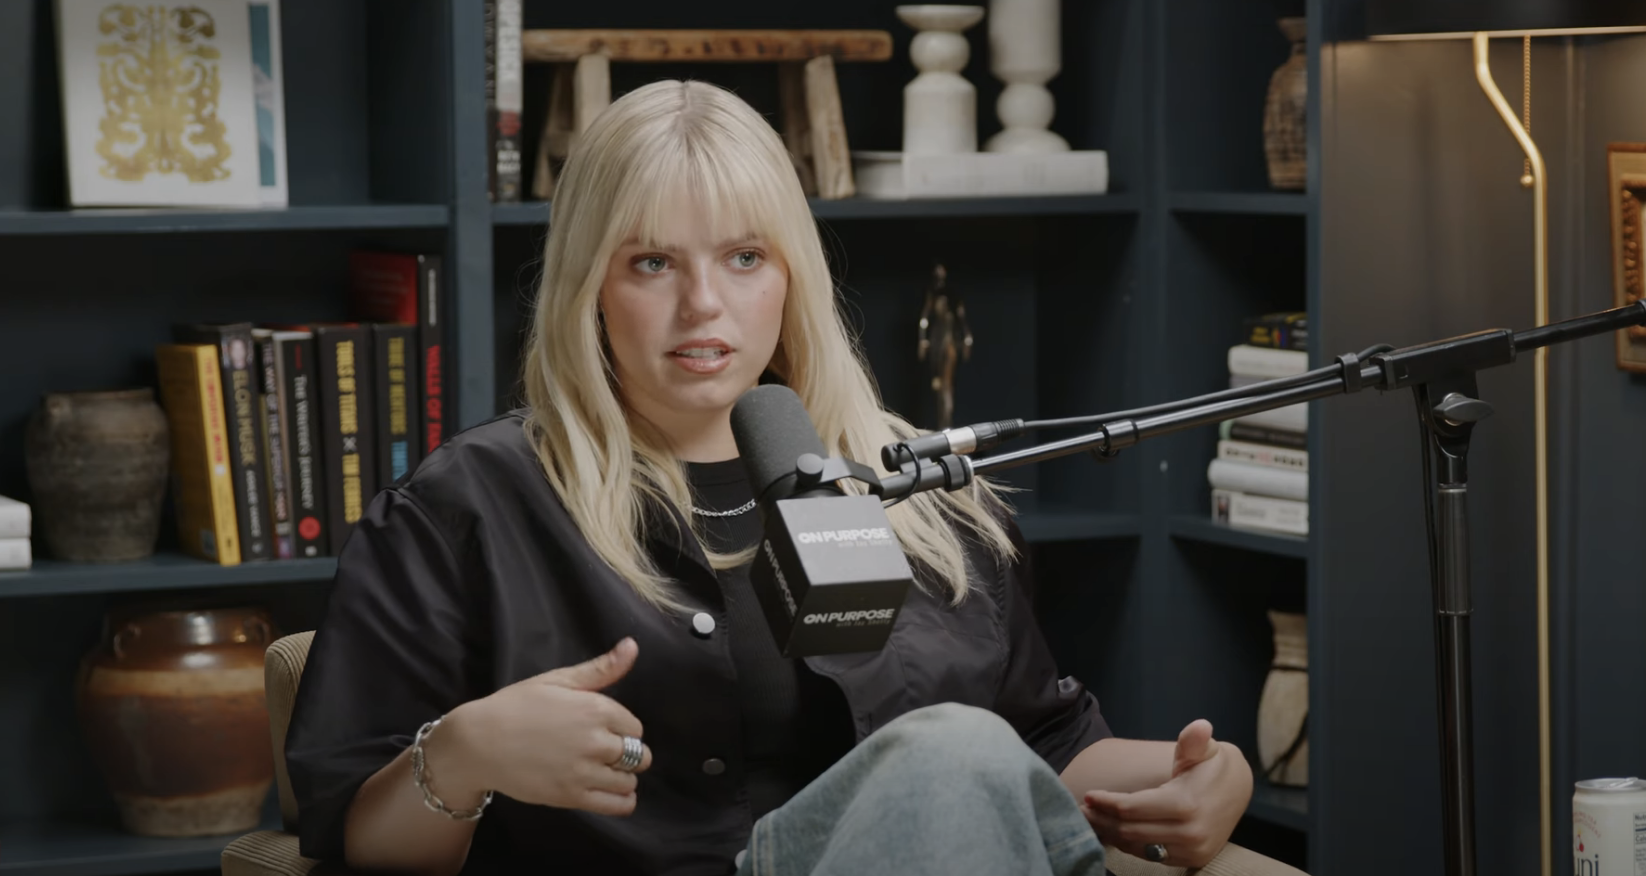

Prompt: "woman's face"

[599,194,789,438]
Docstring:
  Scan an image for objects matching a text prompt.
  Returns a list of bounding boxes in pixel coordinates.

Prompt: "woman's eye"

[637,256,667,273]
[733,250,761,269]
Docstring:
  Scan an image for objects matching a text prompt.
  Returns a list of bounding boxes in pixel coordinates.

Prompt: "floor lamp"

[1362,3,1646,875]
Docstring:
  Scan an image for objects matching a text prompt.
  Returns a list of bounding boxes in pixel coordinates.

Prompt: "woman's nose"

[679,263,726,321]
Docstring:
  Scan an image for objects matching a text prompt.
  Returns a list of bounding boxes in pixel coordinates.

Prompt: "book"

[1235,404,1307,434]
[172,322,273,561]
[56,0,260,206]
[154,344,242,565]
[1212,488,1308,536]
[275,330,328,558]
[0,537,30,571]
[0,495,29,540]
[484,0,523,202]
[371,323,421,487]
[1218,439,1308,473]
[1222,419,1307,450]
[312,324,376,553]
[252,329,295,559]
[1244,312,1307,351]
[1228,344,1308,380]
[349,251,448,457]
[1207,458,1307,502]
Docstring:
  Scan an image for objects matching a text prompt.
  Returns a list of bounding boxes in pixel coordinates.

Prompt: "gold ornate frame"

[1607,143,1646,372]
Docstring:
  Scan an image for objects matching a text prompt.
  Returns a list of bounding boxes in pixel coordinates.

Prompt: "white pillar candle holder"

[984,0,1069,152]
[896,5,986,154]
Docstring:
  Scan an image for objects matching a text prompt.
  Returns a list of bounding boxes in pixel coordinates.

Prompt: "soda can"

[1573,777,1646,876]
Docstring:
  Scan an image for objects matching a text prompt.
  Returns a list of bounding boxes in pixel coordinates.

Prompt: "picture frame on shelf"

[1606,142,1646,373]
[55,0,262,207]
[250,0,288,207]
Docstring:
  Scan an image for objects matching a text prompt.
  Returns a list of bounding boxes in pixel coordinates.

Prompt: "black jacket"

[285,411,1112,875]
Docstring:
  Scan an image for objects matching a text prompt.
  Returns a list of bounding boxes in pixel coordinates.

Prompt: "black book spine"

[173,324,272,560]
[417,254,447,457]
[371,324,421,487]
[1228,422,1309,449]
[281,336,328,558]
[255,333,295,559]
[315,326,377,554]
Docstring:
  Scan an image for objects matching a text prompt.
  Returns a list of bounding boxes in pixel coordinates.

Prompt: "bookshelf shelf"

[1016,509,1140,543]
[1246,777,1309,832]
[0,804,278,875]
[1167,192,1308,216]
[492,194,1140,227]
[0,205,450,236]
[1166,515,1309,559]
[0,554,337,599]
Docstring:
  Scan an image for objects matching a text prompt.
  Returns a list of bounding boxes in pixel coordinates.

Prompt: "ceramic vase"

[77,606,277,836]
[25,388,170,562]
[897,5,986,154]
[1262,17,1308,190]
[1257,609,1308,787]
[984,0,1069,152]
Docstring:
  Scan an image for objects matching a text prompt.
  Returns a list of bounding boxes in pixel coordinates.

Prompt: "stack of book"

[0,495,31,571]
[152,250,447,567]
[1209,312,1309,537]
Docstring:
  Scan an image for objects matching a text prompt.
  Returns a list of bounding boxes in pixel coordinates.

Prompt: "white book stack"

[1210,343,1310,536]
[0,495,32,570]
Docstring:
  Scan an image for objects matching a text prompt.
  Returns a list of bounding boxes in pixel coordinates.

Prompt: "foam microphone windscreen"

[730,385,841,503]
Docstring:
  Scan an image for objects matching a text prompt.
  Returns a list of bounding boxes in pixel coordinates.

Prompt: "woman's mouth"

[669,342,733,374]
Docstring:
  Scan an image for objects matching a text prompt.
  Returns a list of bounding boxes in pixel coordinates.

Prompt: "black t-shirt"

[684,458,856,822]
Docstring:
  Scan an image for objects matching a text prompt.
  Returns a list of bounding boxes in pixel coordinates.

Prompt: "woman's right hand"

[430,637,652,816]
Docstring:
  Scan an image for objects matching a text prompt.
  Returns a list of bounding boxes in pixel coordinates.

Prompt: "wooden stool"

[521,29,893,200]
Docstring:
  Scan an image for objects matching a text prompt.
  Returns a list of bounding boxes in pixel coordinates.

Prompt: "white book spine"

[1227,344,1308,379]
[1212,489,1309,536]
[1207,458,1308,501]
[1235,402,1308,433]
[0,496,28,539]
[0,537,31,570]
[1217,439,1309,472]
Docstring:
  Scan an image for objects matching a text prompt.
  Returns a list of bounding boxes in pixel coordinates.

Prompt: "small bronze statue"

[916,263,973,430]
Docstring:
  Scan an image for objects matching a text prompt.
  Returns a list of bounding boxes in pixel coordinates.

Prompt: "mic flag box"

[754,494,915,658]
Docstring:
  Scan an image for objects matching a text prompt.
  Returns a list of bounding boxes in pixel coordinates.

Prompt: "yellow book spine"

[194,345,242,565]
[155,345,242,566]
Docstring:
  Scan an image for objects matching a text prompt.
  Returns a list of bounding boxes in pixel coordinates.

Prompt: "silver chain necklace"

[690,498,757,518]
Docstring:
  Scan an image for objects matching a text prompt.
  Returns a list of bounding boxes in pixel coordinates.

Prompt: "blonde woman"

[285,80,1253,876]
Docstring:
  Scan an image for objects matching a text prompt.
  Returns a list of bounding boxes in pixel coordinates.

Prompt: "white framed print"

[248,0,287,206]
[56,0,261,207]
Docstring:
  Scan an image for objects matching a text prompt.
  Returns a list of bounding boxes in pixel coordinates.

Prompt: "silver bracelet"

[410,716,494,821]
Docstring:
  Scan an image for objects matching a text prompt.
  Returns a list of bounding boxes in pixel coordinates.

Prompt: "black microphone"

[730,385,915,658]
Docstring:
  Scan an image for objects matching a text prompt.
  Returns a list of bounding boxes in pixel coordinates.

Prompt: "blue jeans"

[735,703,1108,876]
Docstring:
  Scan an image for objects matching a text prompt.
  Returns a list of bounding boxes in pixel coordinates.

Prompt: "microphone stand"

[845,301,1646,876]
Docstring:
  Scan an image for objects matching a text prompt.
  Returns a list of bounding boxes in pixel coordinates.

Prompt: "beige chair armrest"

[1104,842,1309,876]
[222,829,360,876]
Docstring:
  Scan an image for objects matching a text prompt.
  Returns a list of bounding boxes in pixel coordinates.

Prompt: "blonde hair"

[520,79,1016,613]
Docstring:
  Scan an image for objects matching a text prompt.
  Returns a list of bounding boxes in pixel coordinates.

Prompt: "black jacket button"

[691,612,716,638]
[702,758,726,776]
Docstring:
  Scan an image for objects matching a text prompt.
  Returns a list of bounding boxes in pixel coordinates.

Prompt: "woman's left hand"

[1076,719,1253,868]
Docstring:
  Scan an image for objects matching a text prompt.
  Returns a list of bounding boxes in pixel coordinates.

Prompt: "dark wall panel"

[1316,36,1577,876]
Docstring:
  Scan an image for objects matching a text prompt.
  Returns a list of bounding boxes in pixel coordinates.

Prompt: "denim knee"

[874,702,1028,770]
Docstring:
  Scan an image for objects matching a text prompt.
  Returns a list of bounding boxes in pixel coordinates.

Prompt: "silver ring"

[613,734,644,772]
[1144,843,1168,863]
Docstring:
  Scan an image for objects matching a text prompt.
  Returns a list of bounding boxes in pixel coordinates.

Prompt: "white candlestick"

[897,5,986,154]
[985,0,1069,152]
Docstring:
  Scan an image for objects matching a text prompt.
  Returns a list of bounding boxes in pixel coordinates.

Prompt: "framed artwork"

[249,0,287,206]
[1607,142,1646,373]
[56,0,261,207]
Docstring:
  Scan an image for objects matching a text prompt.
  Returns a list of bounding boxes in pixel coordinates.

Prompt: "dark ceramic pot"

[76,606,277,836]
[24,388,170,562]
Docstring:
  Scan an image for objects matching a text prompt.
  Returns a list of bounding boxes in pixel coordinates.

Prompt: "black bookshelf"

[491,193,1140,226]
[1167,515,1309,559]
[0,205,450,235]
[1167,192,1309,215]
[0,796,279,876]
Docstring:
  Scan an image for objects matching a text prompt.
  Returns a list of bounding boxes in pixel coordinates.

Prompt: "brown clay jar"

[76,606,277,837]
